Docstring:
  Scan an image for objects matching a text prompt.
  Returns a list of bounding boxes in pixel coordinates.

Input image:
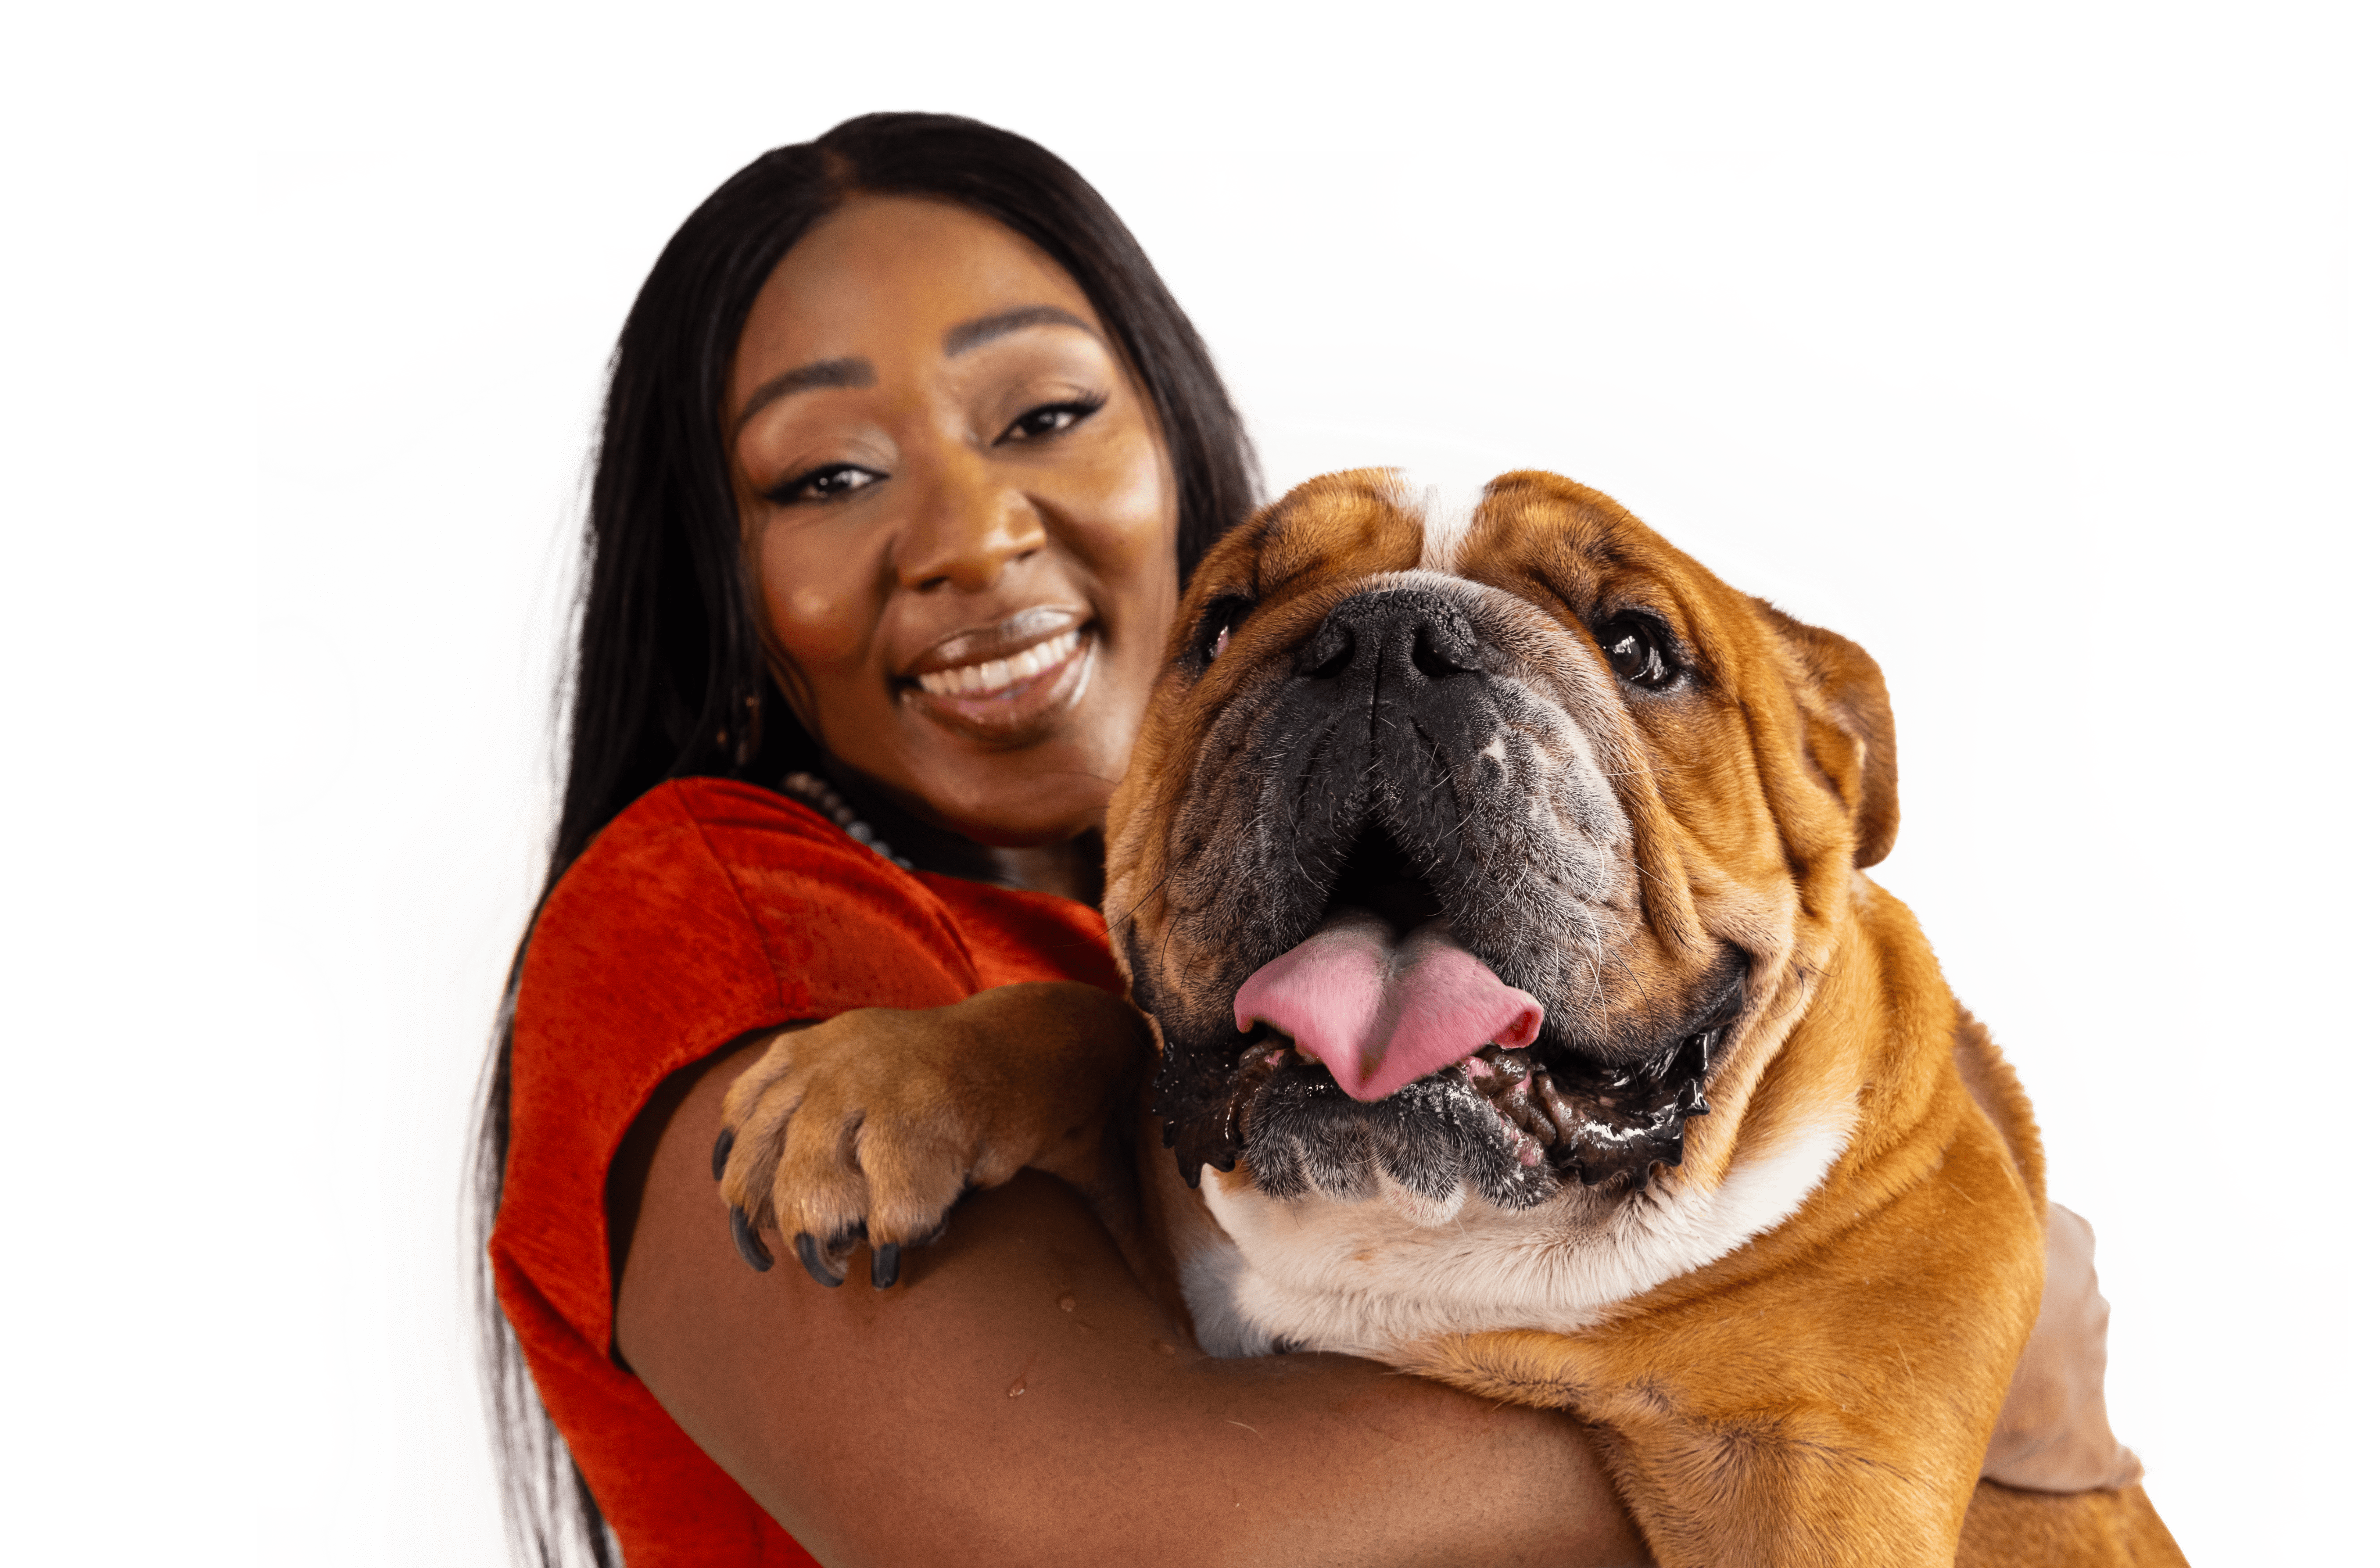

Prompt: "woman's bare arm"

[616,1039,1653,1568]
[1981,1203,2142,1492]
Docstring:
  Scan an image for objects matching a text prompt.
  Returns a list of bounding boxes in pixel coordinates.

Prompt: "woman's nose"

[892,457,1046,593]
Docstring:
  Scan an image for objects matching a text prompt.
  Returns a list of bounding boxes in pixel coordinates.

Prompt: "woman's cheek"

[761,526,877,669]
[1054,418,1169,547]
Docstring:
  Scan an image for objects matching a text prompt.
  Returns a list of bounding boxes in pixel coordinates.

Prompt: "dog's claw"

[711,1127,733,1181]
[870,1243,901,1290]
[795,1232,845,1288]
[729,1207,774,1272]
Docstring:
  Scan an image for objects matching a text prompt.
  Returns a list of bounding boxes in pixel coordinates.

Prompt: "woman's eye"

[764,464,883,506]
[1599,617,1673,688]
[999,398,1104,443]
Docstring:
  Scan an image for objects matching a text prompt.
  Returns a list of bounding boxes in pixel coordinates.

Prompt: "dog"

[718,470,2184,1565]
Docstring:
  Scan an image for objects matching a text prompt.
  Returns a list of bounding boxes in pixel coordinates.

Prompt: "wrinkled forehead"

[1193,470,1426,599]
[1457,472,1725,622]
[1205,470,1734,642]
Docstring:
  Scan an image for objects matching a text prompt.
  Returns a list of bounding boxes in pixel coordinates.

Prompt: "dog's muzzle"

[1148,582,1737,1207]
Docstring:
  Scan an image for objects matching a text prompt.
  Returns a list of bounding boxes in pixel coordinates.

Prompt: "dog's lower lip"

[1230,1014,1727,1188]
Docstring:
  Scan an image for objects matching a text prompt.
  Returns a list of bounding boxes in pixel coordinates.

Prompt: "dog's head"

[1106,470,1896,1212]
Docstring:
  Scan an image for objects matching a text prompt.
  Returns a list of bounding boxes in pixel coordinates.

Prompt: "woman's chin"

[875,743,1123,854]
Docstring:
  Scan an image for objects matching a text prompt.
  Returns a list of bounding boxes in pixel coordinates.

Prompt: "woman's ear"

[1762,604,1900,869]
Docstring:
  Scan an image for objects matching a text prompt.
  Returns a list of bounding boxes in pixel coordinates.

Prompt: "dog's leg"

[714,981,1149,1286]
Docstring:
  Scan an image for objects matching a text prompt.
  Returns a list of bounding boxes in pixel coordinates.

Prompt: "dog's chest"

[1178,1111,1855,1359]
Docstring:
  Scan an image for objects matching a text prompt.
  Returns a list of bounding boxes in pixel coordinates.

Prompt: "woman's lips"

[900,625,1094,739]
[915,627,1083,696]
[904,606,1080,681]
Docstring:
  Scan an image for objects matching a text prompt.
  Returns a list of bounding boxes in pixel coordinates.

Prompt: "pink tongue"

[1234,910,1543,1102]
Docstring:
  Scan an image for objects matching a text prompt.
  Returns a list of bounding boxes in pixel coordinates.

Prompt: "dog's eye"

[1188,594,1255,672]
[1598,614,1675,689]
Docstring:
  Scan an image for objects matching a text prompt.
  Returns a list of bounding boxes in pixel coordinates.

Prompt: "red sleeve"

[927,871,1131,992]
[491,777,1006,1564]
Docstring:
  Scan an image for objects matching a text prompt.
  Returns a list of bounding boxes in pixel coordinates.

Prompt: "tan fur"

[1103,471,2182,1566]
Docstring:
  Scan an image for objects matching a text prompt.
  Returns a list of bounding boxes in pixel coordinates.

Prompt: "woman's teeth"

[915,628,1083,697]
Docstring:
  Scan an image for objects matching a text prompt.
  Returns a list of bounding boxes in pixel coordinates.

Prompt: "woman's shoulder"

[499,776,984,1354]
[518,776,982,1059]
[534,775,1124,1005]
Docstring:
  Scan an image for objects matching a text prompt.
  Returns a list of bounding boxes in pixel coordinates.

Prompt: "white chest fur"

[1180,1109,1855,1359]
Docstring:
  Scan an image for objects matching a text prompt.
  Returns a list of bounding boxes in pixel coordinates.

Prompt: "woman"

[476,113,2129,1566]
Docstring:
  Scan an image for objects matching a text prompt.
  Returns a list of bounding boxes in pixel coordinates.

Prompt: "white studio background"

[3,3,2370,1563]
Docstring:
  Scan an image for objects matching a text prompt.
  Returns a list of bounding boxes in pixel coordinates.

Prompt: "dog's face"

[1106,470,1897,1215]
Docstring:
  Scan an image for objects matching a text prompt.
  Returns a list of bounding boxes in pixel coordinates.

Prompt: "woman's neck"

[812,757,1107,907]
[977,835,1106,905]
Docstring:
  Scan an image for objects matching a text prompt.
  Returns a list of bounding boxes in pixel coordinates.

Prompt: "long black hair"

[468,114,1261,1566]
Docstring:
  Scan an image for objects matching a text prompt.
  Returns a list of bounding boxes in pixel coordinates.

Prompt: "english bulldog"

[716,470,2182,1566]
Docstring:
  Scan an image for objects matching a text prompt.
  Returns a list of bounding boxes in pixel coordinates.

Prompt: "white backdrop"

[8,3,2373,1563]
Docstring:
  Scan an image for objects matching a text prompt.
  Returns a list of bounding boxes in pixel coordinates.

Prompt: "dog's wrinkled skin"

[721,471,2182,1566]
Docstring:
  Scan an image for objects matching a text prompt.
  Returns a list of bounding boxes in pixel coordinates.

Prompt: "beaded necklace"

[779,769,917,872]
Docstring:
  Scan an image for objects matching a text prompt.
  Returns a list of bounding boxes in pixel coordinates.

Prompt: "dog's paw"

[714,1011,986,1288]
[712,985,1149,1289]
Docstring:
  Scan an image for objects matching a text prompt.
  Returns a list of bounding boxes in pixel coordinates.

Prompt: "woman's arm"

[616,1037,1654,1568]
[1980,1202,2142,1492]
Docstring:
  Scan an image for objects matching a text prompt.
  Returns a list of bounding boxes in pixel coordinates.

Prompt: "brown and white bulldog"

[719,470,2183,1566]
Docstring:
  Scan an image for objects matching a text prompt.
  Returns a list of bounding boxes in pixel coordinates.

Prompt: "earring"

[733,689,761,768]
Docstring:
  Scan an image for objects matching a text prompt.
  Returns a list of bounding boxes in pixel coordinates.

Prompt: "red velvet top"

[491,778,1125,1565]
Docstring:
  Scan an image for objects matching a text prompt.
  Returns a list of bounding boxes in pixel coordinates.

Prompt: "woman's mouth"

[901,624,1094,739]
[914,627,1083,697]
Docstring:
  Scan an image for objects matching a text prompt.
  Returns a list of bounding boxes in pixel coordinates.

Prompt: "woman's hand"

[715,983,1150,1288]
[1981,1202,2144,1491]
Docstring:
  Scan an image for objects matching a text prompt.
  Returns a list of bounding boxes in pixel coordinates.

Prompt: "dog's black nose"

[1297,588,1483,683]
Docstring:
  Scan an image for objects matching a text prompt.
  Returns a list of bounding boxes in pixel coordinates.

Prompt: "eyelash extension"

[1005,395,1107,441]
[760,393,1109,507]
[762,464,881,507]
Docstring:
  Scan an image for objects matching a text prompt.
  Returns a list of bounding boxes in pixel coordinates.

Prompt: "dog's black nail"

[795,1232,845,1288]
[871,1243,901,1290]
[711,1128,734,1181]
[729,1207,773,1272]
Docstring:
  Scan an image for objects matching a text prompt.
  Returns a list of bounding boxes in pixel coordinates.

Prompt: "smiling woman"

[729,196,1178,879]
[475,112,2122,1568]
[474,114,1652,1568]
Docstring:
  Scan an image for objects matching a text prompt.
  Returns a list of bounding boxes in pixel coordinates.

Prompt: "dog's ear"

[1762,605,1899,868]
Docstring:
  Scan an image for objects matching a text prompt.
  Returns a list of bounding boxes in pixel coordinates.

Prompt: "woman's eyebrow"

[943,305,1097,357]
[733,356,873,435]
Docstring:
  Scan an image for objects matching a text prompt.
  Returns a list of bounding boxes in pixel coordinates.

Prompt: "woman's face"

[727,195,1179,849]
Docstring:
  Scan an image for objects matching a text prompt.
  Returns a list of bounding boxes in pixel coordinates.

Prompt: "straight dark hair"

[467,114,1260,1566]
